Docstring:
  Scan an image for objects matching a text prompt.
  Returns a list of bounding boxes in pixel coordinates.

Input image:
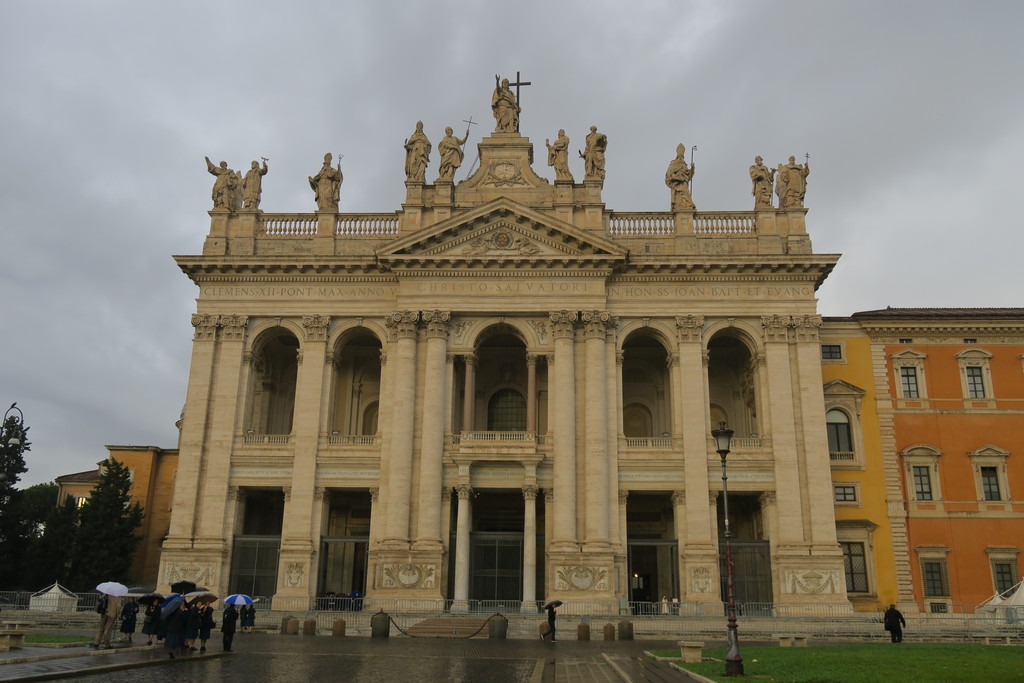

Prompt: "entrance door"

[318,538,368,607]
[628,541,678,614]
[470,532,522,606]
[719,540,773,614]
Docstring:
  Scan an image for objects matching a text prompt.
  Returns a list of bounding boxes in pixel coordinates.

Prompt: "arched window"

[487,389,526,431]
[623,403,653,437]
[826,409,852,454]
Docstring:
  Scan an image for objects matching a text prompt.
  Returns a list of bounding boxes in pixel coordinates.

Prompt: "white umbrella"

[96,581,129,596]
[224,594,254,606]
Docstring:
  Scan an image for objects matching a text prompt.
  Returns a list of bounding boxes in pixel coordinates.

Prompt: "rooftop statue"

[436,126,469,181]
[491,75,520,133]
[242,159,269,210]
[749,156,775,209]
[580,126,607,182]
[665,143,695,210]
[775,155,810,209]
[205,157,238,211]
[404,121,431,183]
[546,129,573,182]
[309,153,342,211]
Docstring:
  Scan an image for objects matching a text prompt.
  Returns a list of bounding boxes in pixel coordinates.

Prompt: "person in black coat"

[197,604,215,652]
[883,604,906,643]
[119,598,138,643]
[164,604,188,659]
[222,604,239,652]
[141,602,159,645]
[542,603,557,642]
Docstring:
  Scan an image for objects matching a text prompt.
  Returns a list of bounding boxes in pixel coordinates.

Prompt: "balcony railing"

[608,213,675,235]
[830,451,856,461]
[623,437,674,448]
[243,433,291,445]
[328,434,378,446]
[459,431,535,443]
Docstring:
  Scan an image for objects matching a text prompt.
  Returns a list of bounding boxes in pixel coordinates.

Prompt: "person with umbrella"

[198,601,216,651]
[162,594,188,658]
[242,603,256,633]
[138,594,162,645]
[93,582,127,649]
[541,600,562,642]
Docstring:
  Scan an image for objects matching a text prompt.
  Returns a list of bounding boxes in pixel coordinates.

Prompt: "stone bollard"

[603,623,615,640]
[286,618,299,635]
[332,619,346,637]
[370,611,391,639]
[280,616,293,634]
[577,623,591,641]
[618,620,634,641]
[303,618,317,636]
[488,614,509,639]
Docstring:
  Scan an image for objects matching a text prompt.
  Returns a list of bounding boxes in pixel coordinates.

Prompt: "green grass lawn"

[24,633,93,644]
[650,643,1024,682]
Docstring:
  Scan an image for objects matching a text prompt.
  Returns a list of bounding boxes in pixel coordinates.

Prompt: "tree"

[69,458,144,591]
[26,497,79,587]
[0,407,31,587]
[19,482,58,538]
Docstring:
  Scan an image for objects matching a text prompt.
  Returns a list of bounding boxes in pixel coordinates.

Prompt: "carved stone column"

[382,311,419,547]
[549,311,578,550]
[415,311,450,552]
[452,484,473,610]
[582,311,616,547]
[461,353,476,432]
[526,354,538,433]
[521,485,538,611]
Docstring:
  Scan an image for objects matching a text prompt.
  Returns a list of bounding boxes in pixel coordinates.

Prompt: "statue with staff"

[546,129,573,182]
[749,155,775,209]
[436,124,471,181]
[491,74,521,133]
[204,157,237,210]
[665,143,695,209]
[309,152,342,210]
[775,153,810,208]
[403,122,431,183]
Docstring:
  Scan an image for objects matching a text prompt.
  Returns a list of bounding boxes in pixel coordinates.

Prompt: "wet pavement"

[1,633,696,682]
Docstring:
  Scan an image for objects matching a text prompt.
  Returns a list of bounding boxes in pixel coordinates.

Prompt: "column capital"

[192,314,219,341]
[618,491,629,505]
[369,487,379,502]
[302,314,331,342]
[581,310,619,339]
[761,314,795,342]
[385,310,420,339]
[548,310,579,339]
[421,310,452,338]
[674,314,705,342]
[219,314,248,341]
[282,486,292,502]
[522,485,538,501]
[793,314,823,342]
[544,489,554,504]
[759,490,777,507]
[442,487,453,502]
[456,484,474,500]
[526,353,540,367]
[671,490,685,506]
[227,485,240,501]
[314,486,327,501]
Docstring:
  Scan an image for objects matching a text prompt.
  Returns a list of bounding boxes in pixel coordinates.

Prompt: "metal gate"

[470,532,523,603]
[719,540,773,610]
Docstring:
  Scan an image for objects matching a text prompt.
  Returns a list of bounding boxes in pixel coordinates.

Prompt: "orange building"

[55,446,178,587]
[852,309,1024,612]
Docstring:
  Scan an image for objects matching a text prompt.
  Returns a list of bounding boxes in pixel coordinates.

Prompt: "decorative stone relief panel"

[381,563,437,589]
[690,566,713,593]
[785,569,841,594]
[554,565,610,592]
[165,561,216,588]
[285,562,305,587]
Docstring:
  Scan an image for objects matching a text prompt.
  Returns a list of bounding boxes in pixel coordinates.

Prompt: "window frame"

[820,342,845,363]
[968,445,1011,503]
[917,546,951,606]
[902,444,943,503]
[833,483,860,505]
[956,348,994,404]
[985,547,1020,596]
[891,349,928,401]
[836,521,878,599]
[822,380,867,470]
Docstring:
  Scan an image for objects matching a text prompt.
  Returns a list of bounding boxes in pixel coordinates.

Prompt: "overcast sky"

[2,1,1021,487]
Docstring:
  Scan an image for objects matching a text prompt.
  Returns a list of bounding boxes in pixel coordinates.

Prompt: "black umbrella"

[137,593,164,606]
[544,600,563,610]
[170,580,197,595]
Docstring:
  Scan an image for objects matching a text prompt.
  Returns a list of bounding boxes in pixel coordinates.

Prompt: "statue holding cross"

[492,73,529,133]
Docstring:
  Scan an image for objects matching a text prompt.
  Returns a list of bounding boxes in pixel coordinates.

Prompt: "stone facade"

[160,86,849,612]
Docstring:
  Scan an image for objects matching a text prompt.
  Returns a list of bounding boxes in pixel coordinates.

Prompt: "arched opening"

[621,333,671,437]
[462,325,540,433]
[706,333,759,438]
[826,409,852,456]
[487,388,526,431]
[330,332,383,436]
[246,329,300,434]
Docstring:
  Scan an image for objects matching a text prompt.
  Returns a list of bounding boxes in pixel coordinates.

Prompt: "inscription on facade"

[412,280,596,295]
[608,285,813,299]
[201,285,398,298]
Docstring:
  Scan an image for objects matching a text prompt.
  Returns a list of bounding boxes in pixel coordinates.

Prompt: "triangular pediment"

[377,198,627,270]
[823,379,867,397]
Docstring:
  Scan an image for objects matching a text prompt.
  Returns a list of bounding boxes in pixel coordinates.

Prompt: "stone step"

[404,616,491,638]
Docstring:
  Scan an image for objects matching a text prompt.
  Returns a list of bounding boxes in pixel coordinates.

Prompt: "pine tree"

[69,458,144,591]
[27,497,79,588]
[0,410,30,587]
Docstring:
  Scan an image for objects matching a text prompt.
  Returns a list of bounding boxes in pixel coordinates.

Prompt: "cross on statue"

[509,71,531,103]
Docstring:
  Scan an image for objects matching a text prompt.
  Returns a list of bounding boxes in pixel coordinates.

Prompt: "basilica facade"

[159,84,848,613]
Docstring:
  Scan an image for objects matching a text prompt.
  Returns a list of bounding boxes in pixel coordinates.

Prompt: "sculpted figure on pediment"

[437,127,469,182]
[546,129,573,182]
[492,75,520,133]
[775,155,810,209]
[309,153,342,210]
[749,156,775,208]
[404,121,431,183]
[581,126,607,181]
[205,157,237,210]
[243,159,268,209]
[665,143,695,210]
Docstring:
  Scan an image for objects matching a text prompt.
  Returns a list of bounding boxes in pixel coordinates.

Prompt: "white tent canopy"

[28,582,79,612]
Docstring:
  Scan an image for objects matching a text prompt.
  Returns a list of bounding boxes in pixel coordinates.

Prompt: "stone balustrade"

[260,214,318,236]
[694,212,756,234]
[608,213,675,235]
[336,214,399,235]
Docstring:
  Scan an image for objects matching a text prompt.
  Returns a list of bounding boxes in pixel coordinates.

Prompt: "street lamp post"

[1,403,27,488]
[712,421,743,677]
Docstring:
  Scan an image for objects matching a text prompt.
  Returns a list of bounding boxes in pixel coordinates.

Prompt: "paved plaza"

[0,633,697,682]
